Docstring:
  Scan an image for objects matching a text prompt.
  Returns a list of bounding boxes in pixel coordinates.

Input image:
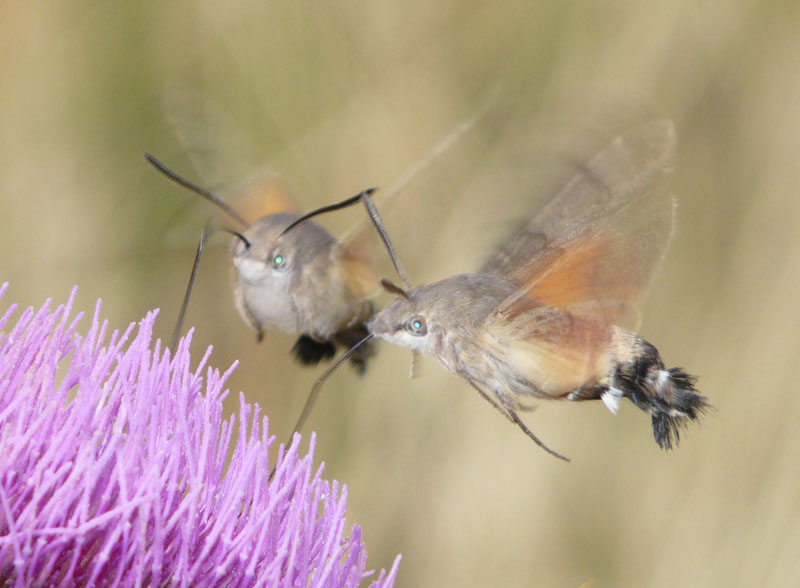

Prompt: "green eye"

[406,315,427,336]
[272,253,288,270]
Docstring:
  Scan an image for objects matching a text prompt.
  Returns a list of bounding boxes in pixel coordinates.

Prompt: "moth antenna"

[273,86,504,285]
[361,190,411,287]
[220,227,251,249]
[269,333,375,481]
[279,188,374,237]
[279,188,411,287]
[144,153,248,227]
[380,279,411,301]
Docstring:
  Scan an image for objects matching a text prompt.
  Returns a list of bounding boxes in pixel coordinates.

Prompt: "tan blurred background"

[2,1,799,586]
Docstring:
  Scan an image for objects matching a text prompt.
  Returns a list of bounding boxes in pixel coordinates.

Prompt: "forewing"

[337,243,380,300]
[480,191,676,398]
[163,83,268,191]
[481,119,676,292]
[478,121,679,394]
[163,84,297,224]
[499,188,675,330]
[484,119,678,329]
[231,177,297,224]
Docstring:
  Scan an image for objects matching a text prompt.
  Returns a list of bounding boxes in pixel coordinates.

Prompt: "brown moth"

[301,119,708,459]
[144,154,374,371]
[366,119,709,459]
[144,99,494,374]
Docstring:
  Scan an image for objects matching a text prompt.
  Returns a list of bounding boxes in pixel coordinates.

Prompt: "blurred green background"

[2,1,799,586]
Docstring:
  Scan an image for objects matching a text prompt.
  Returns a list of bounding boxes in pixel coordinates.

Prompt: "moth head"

[231,212,335,286]
[367,280,434,354]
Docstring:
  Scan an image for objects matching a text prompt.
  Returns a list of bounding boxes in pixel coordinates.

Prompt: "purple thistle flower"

[0,284,400,587]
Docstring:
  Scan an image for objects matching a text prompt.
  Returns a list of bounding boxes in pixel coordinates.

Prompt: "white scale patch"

[601,387,624,414]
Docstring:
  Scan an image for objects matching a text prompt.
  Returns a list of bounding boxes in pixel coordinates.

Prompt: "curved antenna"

[276,85,504,288]
[361,190,411,287]
[269,333,374,481]
[380,278,411,301]
[145,153,248,227]
[280,188,411,288]
[278,188,374,236]
[336,82,504,262]
[221,227,251,249]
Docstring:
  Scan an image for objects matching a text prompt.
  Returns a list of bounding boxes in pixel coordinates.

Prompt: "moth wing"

[163,84,297,224]
[485,119,677,330]
[337,243,380,300]
[163,83,270,191]
[340,86,502,283]
[481,118,676,300]
[479,121,678,394]
[480,188,674,395]
[231,177,297,224]
[498,187,675,331]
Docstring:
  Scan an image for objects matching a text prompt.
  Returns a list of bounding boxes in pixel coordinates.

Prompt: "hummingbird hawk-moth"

[297,118,709,460]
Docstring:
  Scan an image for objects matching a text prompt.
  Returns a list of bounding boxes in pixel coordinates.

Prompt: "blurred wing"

[163,83,267,189]
[340,84,503,280]
[484,119,677,329]
[498,188,675,329]
[230,176,297,224]
[481,185,675,395]
[338,244,380,300]
[163,84,297,224]
[482,119,676,286]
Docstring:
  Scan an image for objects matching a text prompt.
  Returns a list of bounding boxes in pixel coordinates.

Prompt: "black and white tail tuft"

[648,367,708,449]
[614,339,710,450]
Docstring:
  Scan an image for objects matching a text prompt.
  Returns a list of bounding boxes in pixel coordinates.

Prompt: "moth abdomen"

[290,322,376,375]
[291,335,337,366]
[610,335,709,450]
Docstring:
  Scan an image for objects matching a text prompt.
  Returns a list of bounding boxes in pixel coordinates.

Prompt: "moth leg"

[231,279,265,342]
[241,304,264,342]
[506,408,571,462]
[466,379,570,462]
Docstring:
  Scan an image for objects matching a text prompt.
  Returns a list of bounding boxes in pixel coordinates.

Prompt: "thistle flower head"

[0,284,399,587]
